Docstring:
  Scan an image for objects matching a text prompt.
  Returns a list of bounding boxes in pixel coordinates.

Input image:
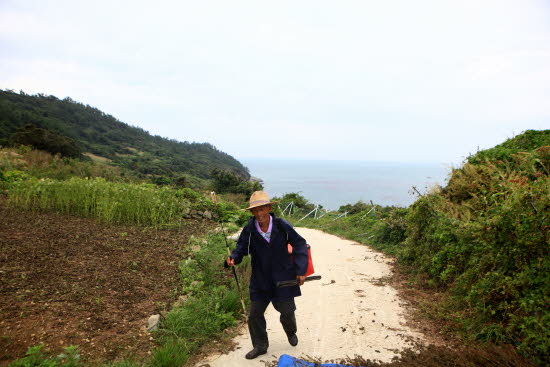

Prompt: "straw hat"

[245,191,278,210]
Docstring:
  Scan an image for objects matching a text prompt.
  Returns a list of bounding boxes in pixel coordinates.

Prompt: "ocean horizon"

[242,159,451,210]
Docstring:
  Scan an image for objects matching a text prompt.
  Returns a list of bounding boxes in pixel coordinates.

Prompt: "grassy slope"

[0,90,249,185]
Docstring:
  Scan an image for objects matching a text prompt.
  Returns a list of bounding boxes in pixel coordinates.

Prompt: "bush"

[210,168,262,196]
[9,344,81,367]
[11,125,82,158]
[296,130,550,365]
[399,134,550,364]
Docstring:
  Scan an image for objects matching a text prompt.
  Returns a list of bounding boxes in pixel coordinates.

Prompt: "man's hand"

[296,275,306,286]
[226,257,235,267]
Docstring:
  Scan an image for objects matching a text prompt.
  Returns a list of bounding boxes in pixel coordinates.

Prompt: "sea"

[242,159,451,210]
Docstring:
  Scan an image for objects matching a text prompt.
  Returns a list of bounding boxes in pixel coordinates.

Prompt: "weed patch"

[150,229,250,367]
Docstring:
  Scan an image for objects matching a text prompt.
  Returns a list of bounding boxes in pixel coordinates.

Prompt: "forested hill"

[0,89,250,184]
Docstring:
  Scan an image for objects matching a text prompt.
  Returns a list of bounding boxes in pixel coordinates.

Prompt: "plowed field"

[0,203,214,365]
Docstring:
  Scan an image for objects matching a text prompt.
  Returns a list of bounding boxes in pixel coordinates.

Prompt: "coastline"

[242,159,449,210]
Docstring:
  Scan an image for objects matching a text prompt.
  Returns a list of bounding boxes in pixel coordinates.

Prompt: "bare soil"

[0,203,215,365]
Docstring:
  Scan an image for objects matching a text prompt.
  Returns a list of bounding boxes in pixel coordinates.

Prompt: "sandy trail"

[199,227,424,366]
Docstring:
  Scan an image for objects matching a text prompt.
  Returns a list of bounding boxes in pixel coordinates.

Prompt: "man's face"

[250,204,272,225]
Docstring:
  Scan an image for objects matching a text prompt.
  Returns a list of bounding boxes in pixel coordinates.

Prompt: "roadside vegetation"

[285,130,549,365]
[148,230,251,367]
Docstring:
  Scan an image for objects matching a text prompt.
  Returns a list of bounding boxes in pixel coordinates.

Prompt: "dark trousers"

[248,298,297,351]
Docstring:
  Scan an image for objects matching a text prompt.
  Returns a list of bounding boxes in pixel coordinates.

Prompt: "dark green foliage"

[339,200,370,214]
[272,192,316,214]
[11,124,82,158]
[210,168,262,196]
[8,344,81,367]
[296,130,549,365]
[392,130,549,364]
[0,90,249,186]
[468,130,550,166]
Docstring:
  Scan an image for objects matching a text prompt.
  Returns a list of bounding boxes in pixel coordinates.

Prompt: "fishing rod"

[210,192,247,317]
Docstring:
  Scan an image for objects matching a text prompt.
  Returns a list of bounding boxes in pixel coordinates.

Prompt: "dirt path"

[198,227,425,366]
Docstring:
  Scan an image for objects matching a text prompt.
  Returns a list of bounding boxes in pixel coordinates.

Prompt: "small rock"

[147,314,161,332]
[174,295,189,307]
[202,210,213,219]
[227,230,242,242]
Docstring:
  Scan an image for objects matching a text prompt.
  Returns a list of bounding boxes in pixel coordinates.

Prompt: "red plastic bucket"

[288,243,315,276]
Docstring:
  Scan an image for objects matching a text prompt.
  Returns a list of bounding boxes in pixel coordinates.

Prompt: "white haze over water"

[243,159,450,210]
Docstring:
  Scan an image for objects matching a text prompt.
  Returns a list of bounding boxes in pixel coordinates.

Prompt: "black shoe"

[245,348,267,360]
[288,333,298,346]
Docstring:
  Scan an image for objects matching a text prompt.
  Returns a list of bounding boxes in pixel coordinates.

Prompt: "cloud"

[1,0,549,165]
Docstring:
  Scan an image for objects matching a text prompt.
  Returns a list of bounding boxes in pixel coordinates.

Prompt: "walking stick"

[210,192,247,317]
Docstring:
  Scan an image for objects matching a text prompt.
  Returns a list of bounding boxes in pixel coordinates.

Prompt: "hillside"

[0,89,249,186]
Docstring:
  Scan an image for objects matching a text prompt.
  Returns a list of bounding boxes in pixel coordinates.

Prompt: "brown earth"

[0,203,215,365]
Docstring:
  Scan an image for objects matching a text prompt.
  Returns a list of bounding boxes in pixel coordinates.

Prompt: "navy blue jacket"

[230,214,308,302]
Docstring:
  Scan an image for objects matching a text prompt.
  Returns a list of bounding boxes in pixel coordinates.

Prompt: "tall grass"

[7,177,198,228]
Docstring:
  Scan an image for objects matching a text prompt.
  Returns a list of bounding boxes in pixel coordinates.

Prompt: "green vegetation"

[291,129,549,365]
[0,146,125,184]
[0,89,249,187]
[1,148,252,229]
[210,168,263,197]
[11,124,82,158]
[149,231,250,367]
[7,177,215,228]
[9,345,80,367]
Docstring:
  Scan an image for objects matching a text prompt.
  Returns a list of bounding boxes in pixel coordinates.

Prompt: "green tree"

[10,124,82,158]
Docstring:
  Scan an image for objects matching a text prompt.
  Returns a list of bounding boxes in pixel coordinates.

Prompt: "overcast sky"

[1,1,549,165]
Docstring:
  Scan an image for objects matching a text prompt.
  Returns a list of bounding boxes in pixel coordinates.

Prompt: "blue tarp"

[277,354,354,367]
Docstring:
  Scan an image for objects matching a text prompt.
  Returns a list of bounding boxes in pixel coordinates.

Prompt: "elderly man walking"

[225,191,309,359]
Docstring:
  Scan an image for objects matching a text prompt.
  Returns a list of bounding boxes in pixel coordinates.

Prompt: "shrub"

[11,125,82,158]
[9,344,81,367]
